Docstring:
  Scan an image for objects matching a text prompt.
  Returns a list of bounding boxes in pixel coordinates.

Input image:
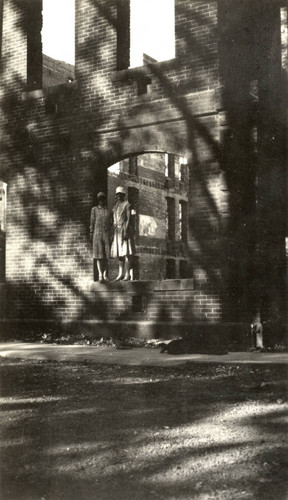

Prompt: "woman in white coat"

[111,186,134,281]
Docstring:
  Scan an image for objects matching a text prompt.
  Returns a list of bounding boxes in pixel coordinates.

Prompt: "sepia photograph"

[0,0,287,498]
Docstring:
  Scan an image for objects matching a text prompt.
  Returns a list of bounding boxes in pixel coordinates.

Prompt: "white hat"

[115,186,126,195]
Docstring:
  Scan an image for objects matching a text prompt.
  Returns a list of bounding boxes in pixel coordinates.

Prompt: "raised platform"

[84,277,218,323]
[88,278,195,291]
[0,279,250,349]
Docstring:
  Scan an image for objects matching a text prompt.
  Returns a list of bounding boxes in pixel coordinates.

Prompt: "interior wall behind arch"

[107,152,189,281]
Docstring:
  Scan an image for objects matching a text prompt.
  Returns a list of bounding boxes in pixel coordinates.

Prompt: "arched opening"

[106,152,189,281]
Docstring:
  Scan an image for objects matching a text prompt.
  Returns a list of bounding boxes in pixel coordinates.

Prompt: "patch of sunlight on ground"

[55,406,104,416]
[1,437,32,447]
[46,441,109,456]
[0,395,69,404]
[90,376,171,385]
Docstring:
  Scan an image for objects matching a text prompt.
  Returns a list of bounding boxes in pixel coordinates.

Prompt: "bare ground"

[0,357,287,500]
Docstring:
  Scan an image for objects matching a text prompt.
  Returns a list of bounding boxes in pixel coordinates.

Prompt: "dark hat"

[97,192,106,199]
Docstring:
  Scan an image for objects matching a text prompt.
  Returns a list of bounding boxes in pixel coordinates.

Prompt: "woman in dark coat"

[90,192,112,282]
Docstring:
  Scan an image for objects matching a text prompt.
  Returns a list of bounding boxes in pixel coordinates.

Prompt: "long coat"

[90,205,112,259]
[111,200,134,258]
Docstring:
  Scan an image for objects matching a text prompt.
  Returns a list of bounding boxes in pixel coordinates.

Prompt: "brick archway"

[95,118,192,173]
[106,151,189,281]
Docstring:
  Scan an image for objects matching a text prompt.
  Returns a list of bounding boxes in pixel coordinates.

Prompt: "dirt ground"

[0,356,287,500]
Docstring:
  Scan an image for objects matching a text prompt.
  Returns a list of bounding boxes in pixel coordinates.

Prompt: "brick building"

[0,0,287,343]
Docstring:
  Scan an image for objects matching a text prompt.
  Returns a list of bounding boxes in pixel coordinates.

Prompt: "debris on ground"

[2,325,287,353]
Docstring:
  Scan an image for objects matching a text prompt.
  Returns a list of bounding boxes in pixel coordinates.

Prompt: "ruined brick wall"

[0,0,286,329]
[73,0,223,321]
[0,0,91,320]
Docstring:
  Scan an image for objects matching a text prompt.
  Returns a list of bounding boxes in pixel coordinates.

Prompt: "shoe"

[114,275,124,282]
[123,275,130,281]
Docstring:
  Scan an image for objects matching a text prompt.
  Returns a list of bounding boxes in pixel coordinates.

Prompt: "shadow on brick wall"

[0,0,286,336]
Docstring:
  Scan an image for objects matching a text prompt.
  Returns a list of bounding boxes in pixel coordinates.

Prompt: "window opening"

[166,259,176,279]
[117,0,130,70]
[179,200,188,242]
[129,156,138,177]
[45,99,58,115]
[179,156,187,181]
[129,0,175,68]
[179,260,188,279]
[42,0,75,86]
[166,197,175,241]
[165,153,169,178]
[179,164,185,182]
[132,295,146,312]
[165,154,175,188]
[26,0,42,90]
[168,155,175,180]
[137,76,152,96]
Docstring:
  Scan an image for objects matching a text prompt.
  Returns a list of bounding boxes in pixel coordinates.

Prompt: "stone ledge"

[88,279,194,292]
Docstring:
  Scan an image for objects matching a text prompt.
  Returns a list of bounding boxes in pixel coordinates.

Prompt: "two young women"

[89,187,133,282]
